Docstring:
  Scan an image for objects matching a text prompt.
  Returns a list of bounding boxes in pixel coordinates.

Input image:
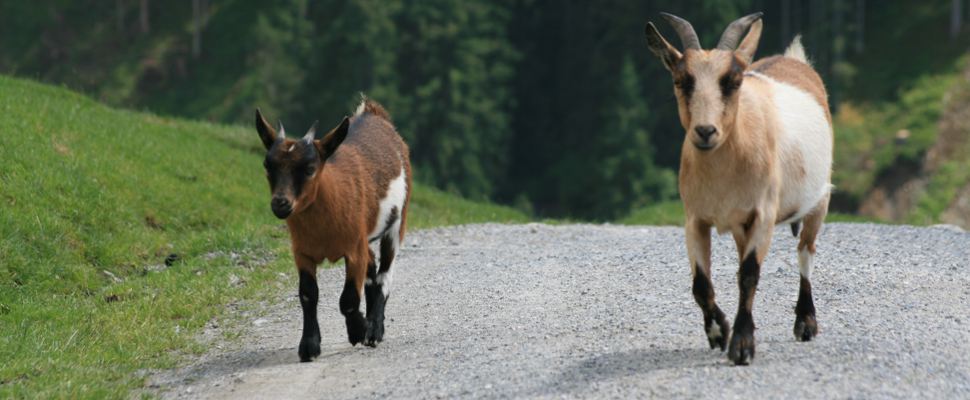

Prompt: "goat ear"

[255,109,277,150]
[735,19,763,64]
[645,22,683,72]
[315,116,350,160]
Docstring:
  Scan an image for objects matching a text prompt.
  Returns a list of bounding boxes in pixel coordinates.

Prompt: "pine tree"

[236,0,312,124]
[391,0,518,199]
[591,55,676,219]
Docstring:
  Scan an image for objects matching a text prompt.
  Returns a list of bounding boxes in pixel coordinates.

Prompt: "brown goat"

[646,12,833,365]
[255,98,411,362]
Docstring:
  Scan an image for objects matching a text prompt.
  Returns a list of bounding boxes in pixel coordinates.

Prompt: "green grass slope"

[0,75,527,398]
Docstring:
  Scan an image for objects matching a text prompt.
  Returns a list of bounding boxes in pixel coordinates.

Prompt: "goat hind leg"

[365,233,397,346]
[340,249,368,346]
[794,195,828,341]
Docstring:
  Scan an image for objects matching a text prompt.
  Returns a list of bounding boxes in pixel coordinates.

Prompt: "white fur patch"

[369,167,407,242]
[353,94,368,118]
[376,269,393,297]
[708,320,723,339]
[798,247,814,279]
[747,71,833,224]
[784,35,810,65]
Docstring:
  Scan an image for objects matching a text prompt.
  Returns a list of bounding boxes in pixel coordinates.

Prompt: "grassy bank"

[0,75,527,398]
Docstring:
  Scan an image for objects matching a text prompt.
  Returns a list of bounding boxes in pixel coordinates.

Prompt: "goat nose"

[271,197,290,208]
[694,125,717,141]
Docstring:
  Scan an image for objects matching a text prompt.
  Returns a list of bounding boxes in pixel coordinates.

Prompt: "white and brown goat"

[255,99,411,362]
[645,13,833,365]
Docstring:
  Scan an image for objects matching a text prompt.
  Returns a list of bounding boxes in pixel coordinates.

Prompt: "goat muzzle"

[271,196,293,219]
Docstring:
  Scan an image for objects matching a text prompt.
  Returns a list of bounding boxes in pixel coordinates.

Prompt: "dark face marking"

[264,140,321,219]
[719,58,745,99]
[673,62,696,103]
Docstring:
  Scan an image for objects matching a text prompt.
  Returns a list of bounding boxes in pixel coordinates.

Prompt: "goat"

[255,98,411,362]
[644,12,833,365]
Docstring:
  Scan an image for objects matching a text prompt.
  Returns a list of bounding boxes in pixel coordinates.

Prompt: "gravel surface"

[152,223,970,399]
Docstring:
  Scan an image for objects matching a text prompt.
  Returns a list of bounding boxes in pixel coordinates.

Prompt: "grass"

[617,200,684,226]
[0,75,527,399]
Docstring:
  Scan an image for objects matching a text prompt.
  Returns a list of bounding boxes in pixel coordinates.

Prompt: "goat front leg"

[295,255,321,362]
[340,246,369,346]
[686,218,730,351]
[728,211,774,365]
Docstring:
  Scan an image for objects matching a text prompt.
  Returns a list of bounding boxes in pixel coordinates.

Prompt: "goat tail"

[784,35,811,66]
[353,93,392,122]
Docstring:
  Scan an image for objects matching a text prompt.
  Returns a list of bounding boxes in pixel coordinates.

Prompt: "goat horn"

[302,120,319,143]
[277,121,286,140]
[716,12,763,50]
[660,12,700,50]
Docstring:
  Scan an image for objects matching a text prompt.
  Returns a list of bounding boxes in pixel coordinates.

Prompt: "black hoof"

[346,312,367,346]
[728,330,755,366]
[794,314,818,342]
[298,334,321,362]
[365,318,384,347]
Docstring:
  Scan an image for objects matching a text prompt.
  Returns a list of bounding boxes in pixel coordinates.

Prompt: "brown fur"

[751,56,831,122]
[286,107,411,271]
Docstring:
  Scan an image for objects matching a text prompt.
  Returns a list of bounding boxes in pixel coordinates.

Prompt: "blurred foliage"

[1,0,968,221]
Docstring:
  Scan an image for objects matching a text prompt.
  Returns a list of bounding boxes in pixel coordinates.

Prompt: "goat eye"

[720,75,742,97]
[675,75,695,93]
[305,166,315,176]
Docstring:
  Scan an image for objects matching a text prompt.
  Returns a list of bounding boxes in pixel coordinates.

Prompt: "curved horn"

[277,121,286,140]
[302,120,319,144]
[716,12,764,50]
[660,12,700,50]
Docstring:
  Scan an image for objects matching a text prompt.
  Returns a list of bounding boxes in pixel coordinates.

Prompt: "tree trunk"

[192,0,202,58]
[116,0,125,33]
[855,0,865,52]
[951,0,963,40]
[140,0,150,34]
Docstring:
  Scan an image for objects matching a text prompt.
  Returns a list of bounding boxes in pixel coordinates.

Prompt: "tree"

[191,0,207,58]
[589,56,675,219]
[952,0,964,40]
[390,0,519,199]
[139,0,150,34]
[235,0,313,122]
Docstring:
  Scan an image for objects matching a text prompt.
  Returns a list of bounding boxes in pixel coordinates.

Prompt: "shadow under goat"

[644,12,833,365]
[254,98,412,362]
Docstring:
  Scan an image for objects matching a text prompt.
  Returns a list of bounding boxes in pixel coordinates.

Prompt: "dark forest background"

[2,0,969,221]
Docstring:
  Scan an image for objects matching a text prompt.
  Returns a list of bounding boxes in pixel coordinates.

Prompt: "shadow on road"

[533,347,714,395]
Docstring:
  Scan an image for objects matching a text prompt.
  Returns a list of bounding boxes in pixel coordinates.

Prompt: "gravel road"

[153,223,970,399]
